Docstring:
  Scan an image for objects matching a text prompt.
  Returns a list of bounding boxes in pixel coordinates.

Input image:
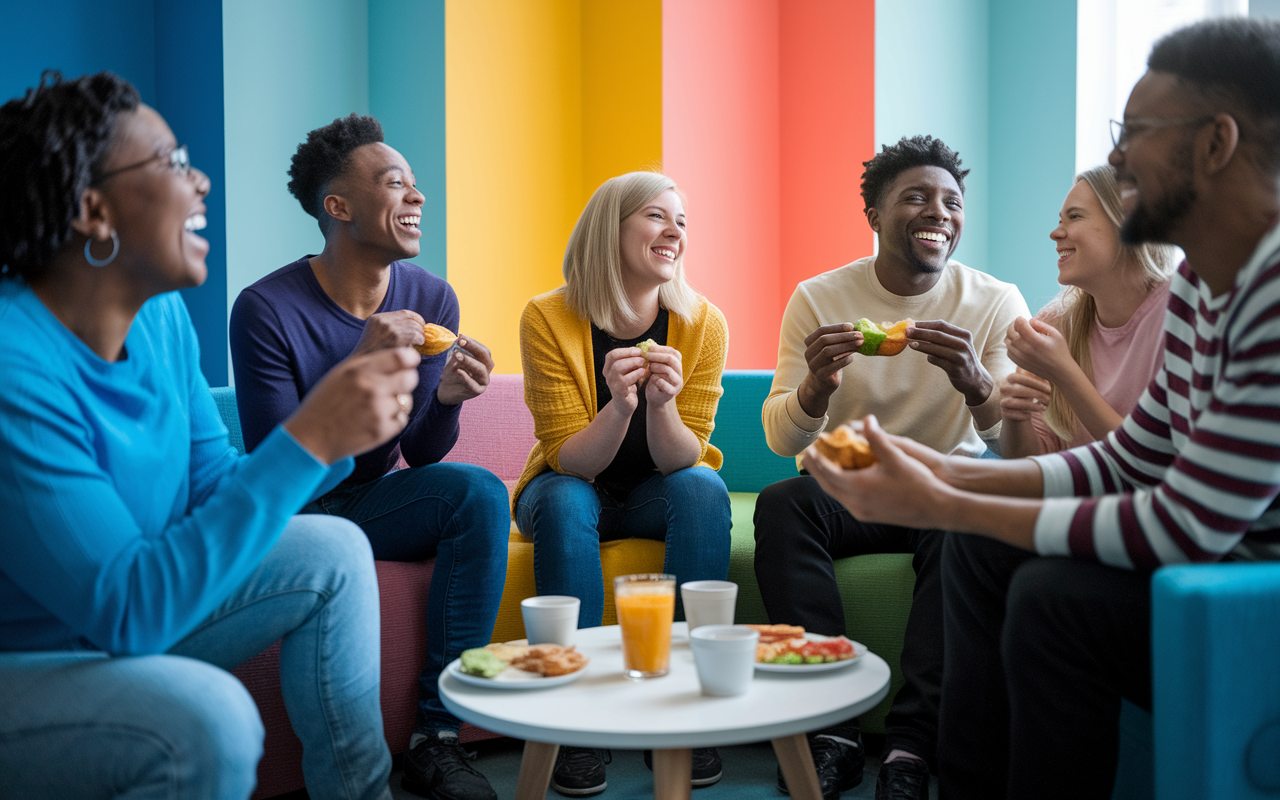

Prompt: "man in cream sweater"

[754,135,1028,800]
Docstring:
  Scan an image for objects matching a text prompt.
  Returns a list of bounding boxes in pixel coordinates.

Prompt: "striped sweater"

[1031,222,1280,569]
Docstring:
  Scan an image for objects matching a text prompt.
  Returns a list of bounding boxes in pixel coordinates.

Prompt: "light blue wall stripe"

[989,0,1077,313]
[369,0,447,279]
[875,0,990,276]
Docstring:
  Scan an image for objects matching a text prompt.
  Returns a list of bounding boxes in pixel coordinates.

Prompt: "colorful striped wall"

[2,0,1074,383]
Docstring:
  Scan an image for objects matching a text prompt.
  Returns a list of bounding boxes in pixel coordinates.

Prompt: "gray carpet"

[384,737,939,800]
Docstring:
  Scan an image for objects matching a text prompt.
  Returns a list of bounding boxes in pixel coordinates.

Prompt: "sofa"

[212,370,917,798]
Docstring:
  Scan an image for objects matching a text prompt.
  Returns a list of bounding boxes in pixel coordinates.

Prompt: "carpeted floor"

[378,735,939,800]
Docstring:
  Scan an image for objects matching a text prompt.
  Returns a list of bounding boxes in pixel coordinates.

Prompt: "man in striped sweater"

[801,18,1280,800]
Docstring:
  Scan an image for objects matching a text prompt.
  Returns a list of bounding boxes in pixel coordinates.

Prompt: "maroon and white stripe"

[1032,224,1280,570]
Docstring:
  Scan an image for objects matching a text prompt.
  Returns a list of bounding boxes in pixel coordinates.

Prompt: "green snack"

[637,339,657,356]
[854,319,887,356]
[460,647,508,678]
[770,652,804,664]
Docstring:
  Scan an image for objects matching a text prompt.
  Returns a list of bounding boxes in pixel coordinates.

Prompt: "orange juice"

[614,575,676,679]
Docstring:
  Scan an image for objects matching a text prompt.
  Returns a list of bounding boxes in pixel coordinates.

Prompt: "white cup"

[521,595,580,646]
[689,624,759,697]
[681,580,738,632]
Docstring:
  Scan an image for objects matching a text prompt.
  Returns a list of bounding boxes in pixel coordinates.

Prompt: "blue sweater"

[230,257,463,485]
[0,282,352,655]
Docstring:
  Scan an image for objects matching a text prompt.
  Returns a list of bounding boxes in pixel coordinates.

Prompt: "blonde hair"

[563,171,700,334]
[1042,165,1177,441]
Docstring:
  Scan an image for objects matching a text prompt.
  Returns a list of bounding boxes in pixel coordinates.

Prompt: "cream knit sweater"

[764,256,1029,466]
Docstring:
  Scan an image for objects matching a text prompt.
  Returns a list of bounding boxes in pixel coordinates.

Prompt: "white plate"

[754,634,868,673]
[445,658,587,690]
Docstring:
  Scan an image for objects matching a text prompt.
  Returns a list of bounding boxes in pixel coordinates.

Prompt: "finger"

[400,309,428,326]
[804,323,857,347]
[1028,317,1056,335]
[907,319,963,336]
[455,336,495,370]
[805,332,863,359]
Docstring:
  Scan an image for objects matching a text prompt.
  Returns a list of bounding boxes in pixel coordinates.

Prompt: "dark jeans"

[516,466,732,626]
[306,462,510,734]
[752,475,944,764]
[939,533,1152,800]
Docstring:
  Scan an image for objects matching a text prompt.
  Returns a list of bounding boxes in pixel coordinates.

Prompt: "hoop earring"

[84,230,119,268]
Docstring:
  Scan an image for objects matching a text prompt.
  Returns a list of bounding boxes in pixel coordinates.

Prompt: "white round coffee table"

[439,623,890,800]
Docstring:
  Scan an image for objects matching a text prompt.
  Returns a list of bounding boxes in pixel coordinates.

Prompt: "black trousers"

[938,533,1153,800]
[753,476,944,764]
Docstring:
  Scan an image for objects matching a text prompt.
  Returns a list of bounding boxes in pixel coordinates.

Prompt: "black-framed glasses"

[93,144,190,184]
[1109,116,1215,152]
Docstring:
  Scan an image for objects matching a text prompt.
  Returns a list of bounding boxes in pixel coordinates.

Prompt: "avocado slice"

[460,647,508,678]
[854,319,887,355]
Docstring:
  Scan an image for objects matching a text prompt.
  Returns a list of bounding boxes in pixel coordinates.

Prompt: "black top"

[590,309,670,499]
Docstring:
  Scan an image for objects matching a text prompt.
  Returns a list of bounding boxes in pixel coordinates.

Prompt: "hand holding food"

[999,367,1053,422]
[854,318,913,356]
[352,309,429,356]
[814,425,877,469]
[603,347,647,412]
[638,340,683,405]
[414,322,458,356]
[436,334,494,405]
[1005,316,1071,382]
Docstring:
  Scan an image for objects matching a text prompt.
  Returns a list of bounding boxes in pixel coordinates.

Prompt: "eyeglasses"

[93,144,191,184]
[1109,116,1215,152]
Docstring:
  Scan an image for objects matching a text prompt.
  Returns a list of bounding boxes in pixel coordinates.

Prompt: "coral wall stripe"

[662,0,782,369]
[779,0,875,312]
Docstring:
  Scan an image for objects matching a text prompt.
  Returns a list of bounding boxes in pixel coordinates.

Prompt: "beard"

[1119,142,1196,246]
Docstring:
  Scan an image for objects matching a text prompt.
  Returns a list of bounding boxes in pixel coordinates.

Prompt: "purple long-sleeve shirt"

[230,256,462,485]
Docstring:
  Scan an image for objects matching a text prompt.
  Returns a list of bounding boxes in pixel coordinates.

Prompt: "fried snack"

[814,426,877,470]
[484,642,530,662]
[510,644,589,677]
[745,623,807,643]
[415,323,457,356]
[853,318,913,356]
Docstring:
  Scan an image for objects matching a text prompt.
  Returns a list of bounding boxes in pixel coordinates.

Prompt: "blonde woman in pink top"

[999,165,1177,457]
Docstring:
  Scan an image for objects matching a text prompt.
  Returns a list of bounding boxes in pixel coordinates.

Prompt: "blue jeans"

[0,515,392,800]
[516,466,732,627]
[308,462,509,734]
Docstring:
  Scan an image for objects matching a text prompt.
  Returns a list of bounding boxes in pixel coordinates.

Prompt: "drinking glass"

[614,573,675,679]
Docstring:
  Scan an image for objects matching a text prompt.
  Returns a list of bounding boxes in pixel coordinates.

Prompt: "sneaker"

[777,724,865,799]
[400,730,497,800]
[551,746,611,797]
[874,756,930,800]
[642,747,724,787]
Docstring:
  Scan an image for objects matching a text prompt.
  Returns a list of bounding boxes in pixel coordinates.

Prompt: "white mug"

[521,595,580,645]
[681,580,738,632]
[689,624,759,697]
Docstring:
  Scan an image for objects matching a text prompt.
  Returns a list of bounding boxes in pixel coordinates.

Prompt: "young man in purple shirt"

[230,114,509,800]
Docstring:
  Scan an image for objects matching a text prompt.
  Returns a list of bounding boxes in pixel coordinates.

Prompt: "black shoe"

[551,746,611,797]
[401,730,497,800]
[642,747,724,787]
[874,756,930,800]
[777,724,865,799]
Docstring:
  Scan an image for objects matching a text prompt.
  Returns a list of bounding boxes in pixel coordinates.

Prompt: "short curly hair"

[287,113,384,233]
[859,135,969,213]
[0,71,140,282]
[1148,18,1280,170]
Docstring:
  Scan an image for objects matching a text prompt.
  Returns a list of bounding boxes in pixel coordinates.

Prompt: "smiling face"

[326,142,424,261]
[1110,71,1201,247]
[618,188,686,291]
[1050,179,1124,293]
[867,165,964,277]
[94,104,210,294]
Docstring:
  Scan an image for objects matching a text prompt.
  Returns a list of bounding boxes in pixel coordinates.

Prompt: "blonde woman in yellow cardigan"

[513,172,731,794]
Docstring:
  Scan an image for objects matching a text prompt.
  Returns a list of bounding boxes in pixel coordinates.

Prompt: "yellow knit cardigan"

[511,287,729,510]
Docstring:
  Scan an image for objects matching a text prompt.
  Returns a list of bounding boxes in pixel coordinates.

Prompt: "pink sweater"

[1030,279,1171,453]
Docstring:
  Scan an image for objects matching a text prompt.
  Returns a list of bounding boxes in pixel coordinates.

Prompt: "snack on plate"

[415,323,457,356]
[747,624,858,665]
[853,318,912,356]
[510,644,589,677]
[814,426,877,470]
[458,642,588,679]
[460,648,508,678]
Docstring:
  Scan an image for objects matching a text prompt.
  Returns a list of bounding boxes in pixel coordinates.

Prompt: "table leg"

[772,733,823,800]
[515,740,559,800]
[651,747,692,800]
